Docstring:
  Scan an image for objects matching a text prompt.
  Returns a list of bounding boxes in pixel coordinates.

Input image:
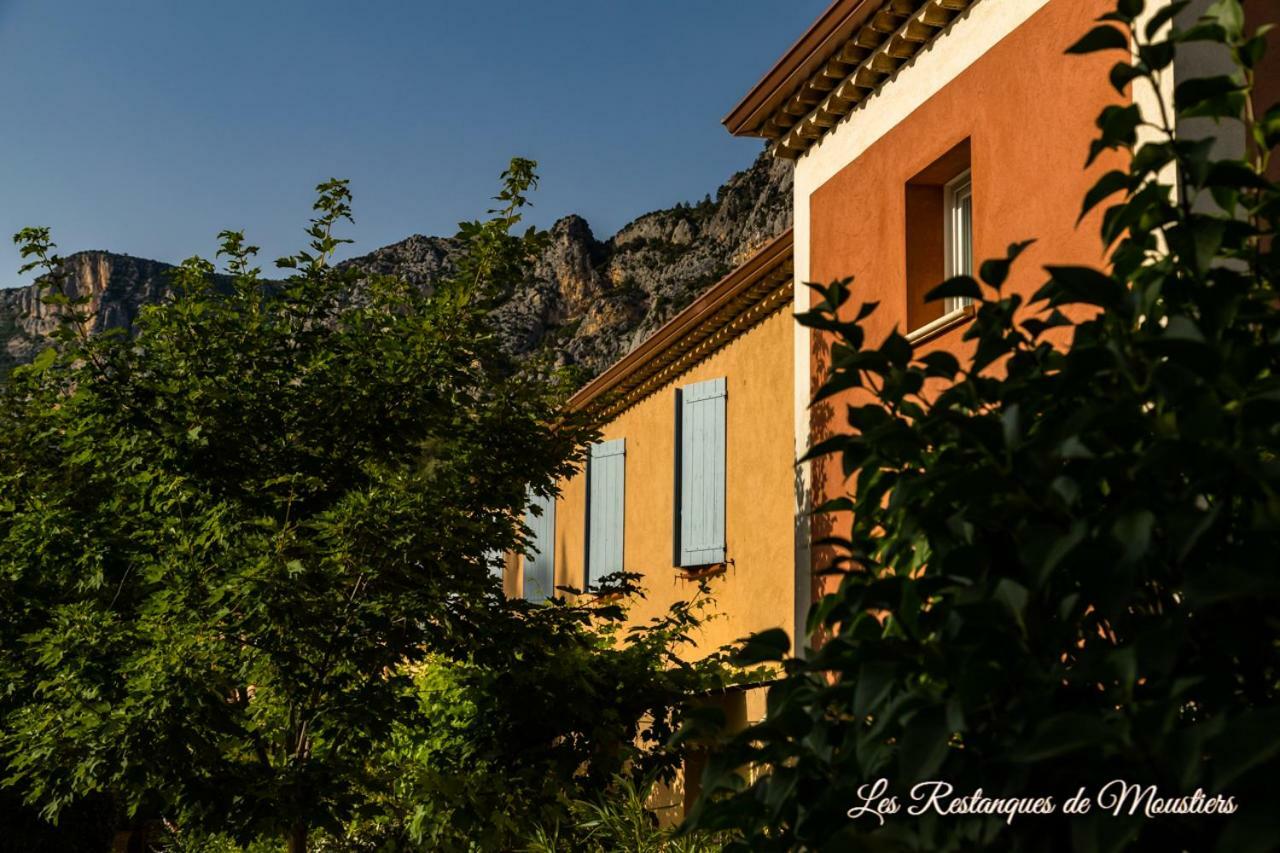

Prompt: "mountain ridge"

[1,151,792,381]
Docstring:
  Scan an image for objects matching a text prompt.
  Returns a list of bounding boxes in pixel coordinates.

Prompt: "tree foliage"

[313,580,750,851]
[0,162,636,850]
[687,2,1280,851]
[525,774,729,853]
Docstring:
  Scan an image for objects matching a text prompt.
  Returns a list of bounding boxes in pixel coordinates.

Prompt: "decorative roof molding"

[568,230,794,420]
[725,0,976,160]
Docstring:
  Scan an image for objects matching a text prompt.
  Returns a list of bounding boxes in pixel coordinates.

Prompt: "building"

[504,0,1274,688]
[511,228,799,663]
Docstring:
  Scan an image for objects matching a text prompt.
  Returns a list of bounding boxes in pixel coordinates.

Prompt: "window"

[675,378,726,567]
[585,438,625,586]
[943,170,973,313]
[905,140,972,332]
[523,490,555,602]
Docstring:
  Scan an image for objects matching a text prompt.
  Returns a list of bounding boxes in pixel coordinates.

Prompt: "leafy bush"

[0,146,764,850]
[526,775,729,853]
[154,825,281,853]
[687,2,1280,851]
[316,578,760,851]
[0,162,586,852]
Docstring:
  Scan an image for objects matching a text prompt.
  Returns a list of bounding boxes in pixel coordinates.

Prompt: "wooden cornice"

[568,229,794,420]
[724,0,977,160]
[723,0,883,137]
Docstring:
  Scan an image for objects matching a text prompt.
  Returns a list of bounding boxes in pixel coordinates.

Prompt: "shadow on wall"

[559,533,569,597]
[797,320,838,655]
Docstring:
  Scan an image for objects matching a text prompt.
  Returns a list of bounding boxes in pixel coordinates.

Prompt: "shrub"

[526,776,729,853]
[319,578,761,851]
[687,2,1280,851]
[0,163,586,852]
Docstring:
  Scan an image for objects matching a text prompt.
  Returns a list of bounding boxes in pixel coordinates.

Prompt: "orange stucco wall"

[519,306,798,659]
[805,0,1123,573]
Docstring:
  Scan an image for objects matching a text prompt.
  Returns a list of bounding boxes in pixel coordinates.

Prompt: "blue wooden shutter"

[586,438,625,586]
[677,378,726,566]
[524,490,556,602]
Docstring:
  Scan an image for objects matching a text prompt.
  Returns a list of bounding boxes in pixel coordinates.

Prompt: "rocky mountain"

[0,150,792,382]
[0,252,181,378]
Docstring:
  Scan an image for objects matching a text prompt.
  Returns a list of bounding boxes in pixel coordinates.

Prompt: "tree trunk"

[287,823,307,853]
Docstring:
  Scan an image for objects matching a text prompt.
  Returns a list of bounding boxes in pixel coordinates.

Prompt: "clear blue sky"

[0,0,826,286]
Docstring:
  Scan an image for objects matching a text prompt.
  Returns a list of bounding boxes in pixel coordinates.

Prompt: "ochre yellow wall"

[520,306,797,660]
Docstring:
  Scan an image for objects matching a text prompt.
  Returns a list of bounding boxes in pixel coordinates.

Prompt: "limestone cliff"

[0,150,792,381]
[0,252,177,377]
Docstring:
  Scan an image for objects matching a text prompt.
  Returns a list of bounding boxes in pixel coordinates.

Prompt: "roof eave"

[723,0,880,137]
[568,229,794,415]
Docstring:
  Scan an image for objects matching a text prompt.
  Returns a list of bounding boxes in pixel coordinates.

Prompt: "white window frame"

[942,170,974,315]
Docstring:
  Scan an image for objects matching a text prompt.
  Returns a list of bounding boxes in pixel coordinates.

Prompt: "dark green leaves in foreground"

[685,2,1280,851]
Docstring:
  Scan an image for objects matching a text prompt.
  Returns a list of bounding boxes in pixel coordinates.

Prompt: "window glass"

[944,171,974,314]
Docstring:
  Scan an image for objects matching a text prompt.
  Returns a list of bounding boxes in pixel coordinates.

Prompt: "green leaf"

[1038,520,1088,584]
[1089,104,1143,165]
[1210,707,1280,790]
[1013,713,1118,761]
[1117,0,1144,19]
[855,300,881,321]
[1109,60,1146,95]
[881,331,912,367]
[1174,75,1245,114]
[1111,510,1155,564]
[897,707,951,782]
[1259,104,1280,149]
[994,578,1030,629]
[1204,160,1270,192]
[812,496,855,514]
[924,275,981,304]
[1204,0,1245,40]
[1239,33,1268,69]
[918,350,960,378]
[29,347,57,373]
[1145,0,1190,39]
[1001,403,1021,449]
[733,628,791,665]
[800,436,848,463]
[1138,39,1175,71]
[1040,265,1127,309]
[979,240,1035,289]
[853,662,896,716]
[1067,25,1129,54]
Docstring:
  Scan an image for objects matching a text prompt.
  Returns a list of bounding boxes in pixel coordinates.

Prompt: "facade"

[728,0,1129,617]
[510,231,799,663]
[507,0,1274,670]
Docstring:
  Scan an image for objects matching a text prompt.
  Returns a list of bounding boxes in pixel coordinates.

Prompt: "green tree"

[687,2,1280,851]
[314,581,753,851]
[0,162,591,851]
